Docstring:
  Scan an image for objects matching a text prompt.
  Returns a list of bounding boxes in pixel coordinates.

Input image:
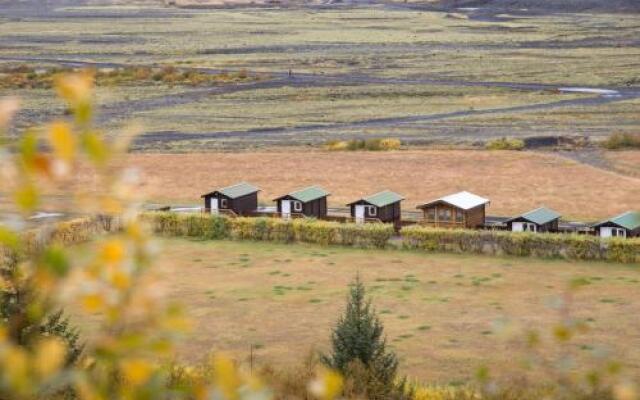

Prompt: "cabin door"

[281,200,291,219]
[210,198,219,215]
[355,205,366,224]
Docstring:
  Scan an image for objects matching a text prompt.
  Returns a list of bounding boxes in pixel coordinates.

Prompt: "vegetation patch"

[485,137,525,151]
[142,212,395,249]
[402,226,640,263]
[0,65,257,90]
[602,132,640,150]
[325,138,402,151]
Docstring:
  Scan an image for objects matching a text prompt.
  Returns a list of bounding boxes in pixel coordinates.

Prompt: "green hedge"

[401,226,640,263]
[1,216,120,262]
[141,212,395,249]
[140,213,640,263]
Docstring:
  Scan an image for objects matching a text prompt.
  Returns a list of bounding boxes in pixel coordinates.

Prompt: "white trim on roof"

[423,191,490,210]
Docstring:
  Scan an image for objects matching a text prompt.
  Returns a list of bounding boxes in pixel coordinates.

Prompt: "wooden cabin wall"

[466,206,485,228]
[420,204,485,228]
[303,198,326,217]
[350,201,401,222]
[230,193,258,215]
[277,196,328,218]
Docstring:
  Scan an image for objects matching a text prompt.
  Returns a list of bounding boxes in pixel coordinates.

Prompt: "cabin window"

[426,208,436,221]
[220,198,228,208]
[368,206,377,216]
[611,228,625,238]
[438,208,452,222]
[293,201,303,212]
[455,210,464,223]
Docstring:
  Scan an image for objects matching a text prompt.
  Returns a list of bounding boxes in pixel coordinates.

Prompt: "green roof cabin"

[505,207,561,233]
[593,211,640,239]
[274,186,330,219]
[201,182,260,216]
[347,190,404,226]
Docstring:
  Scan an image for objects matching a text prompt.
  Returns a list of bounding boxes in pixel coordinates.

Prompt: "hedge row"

[1,215,119,261]
[402,226,640,263]
[141,212,395,249]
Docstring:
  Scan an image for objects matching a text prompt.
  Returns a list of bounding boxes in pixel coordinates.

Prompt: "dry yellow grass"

[115,150,640,219]
[604,150,640,178]
[75,238,640,383]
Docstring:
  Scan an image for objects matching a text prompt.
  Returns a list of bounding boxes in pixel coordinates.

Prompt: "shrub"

[602,132,640,149]
[379,138,402,150]
[324,138,402,152]
[485,137,525,150]
[325,139,349,151]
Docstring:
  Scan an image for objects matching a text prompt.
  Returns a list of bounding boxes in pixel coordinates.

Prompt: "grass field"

[72,238,640,383]
[130,84,580,138]
[604,150,640,177]
[97,149,640,220]
[2,5,639,148]
[3,8,638,85]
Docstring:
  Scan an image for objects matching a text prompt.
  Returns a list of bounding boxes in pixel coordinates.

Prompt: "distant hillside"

[434,0,640,13]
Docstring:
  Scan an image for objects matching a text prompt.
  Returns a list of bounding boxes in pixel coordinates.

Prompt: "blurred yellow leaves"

[48,121,77,163]
[308,368,343,400]
[2,347,29,394]
[82,293,105,313]
[34,338,66,380]
[14,182,39,213]
[0,339,66,396]
[54,70,94,105]
[0,69,202,400]
[120,358,154,387]
[100,239,125,264]
[81,130,109,166]
[213,355,243,400]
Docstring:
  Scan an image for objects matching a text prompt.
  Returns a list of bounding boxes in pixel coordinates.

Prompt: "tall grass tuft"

[325,138,402,151]
[485,137,525,150]
[602,132,640,149]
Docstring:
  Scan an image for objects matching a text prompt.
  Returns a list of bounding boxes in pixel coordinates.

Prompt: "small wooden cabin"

[201,182,259,216]
[274,186,330,219]
[417,191,489,229]
[593,211,640,239]
[347,190,404,225]
[505,207,561,233]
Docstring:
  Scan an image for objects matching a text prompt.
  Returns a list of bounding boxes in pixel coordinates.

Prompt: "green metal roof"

[211,182,259,199]
[358,190,404,207]
[509,207,561,225]
[595,211,640,231]
[286,186,330,203]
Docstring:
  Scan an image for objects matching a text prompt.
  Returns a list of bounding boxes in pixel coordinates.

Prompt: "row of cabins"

[201,183,640,239]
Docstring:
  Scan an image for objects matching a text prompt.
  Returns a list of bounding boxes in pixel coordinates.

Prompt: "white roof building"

[418,191,490,210]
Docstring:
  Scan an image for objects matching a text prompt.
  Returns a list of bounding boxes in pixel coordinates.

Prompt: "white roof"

[423,191,490,210]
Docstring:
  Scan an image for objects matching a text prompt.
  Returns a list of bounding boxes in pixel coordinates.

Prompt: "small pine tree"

[323,275,407,399]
